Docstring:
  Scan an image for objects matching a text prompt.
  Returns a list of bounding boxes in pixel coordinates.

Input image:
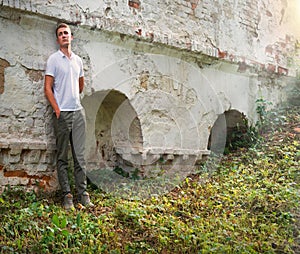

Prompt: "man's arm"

[79,76,84,94]
[44,75,60,118]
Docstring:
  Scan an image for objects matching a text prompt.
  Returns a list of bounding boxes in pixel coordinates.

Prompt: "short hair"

[55,23,71,38]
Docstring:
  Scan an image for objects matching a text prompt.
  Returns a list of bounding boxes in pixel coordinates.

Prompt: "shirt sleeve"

[45,55,56,77]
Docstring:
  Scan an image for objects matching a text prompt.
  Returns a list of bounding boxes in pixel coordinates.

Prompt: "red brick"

[128,0,140,9]
[4,169,52,190]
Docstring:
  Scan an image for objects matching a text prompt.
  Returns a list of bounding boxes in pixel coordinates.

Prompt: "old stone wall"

[0,0,299,191]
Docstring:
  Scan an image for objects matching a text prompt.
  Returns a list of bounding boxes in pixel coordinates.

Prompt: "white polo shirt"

[45,50,84,111]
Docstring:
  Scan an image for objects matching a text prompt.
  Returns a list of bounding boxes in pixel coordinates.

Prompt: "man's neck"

[60,46,72,58]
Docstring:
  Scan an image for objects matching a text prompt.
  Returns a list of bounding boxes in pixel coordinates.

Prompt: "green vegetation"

[0,105,299,253]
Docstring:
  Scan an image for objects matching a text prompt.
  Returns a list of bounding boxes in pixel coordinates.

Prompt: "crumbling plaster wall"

[0,0,298,190]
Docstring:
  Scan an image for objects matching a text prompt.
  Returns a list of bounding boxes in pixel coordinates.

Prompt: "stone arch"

[82,90,143,171]
[82,48,233,175]
[95,90,143,168]
[207,109,248,154]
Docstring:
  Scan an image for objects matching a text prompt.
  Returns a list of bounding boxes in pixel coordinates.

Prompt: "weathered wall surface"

[0,0,299,191]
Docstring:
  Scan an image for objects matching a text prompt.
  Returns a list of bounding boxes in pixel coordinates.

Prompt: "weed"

[0,106,299,253]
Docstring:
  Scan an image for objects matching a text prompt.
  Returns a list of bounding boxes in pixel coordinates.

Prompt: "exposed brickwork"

[0,58,10,94]
[128,0,140,9]
[25,69,43,82]
[3,169,52,190]
[0,0,296,76]
[0,138,56,190]
[238,0,260,37]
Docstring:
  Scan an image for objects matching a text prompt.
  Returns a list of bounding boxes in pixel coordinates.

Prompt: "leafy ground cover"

[0,105,299,253]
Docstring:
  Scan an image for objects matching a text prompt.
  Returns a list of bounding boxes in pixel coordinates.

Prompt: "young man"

[44,23,93,209]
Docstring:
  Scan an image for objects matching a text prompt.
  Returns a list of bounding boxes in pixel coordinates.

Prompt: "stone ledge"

[115,147,211,165]
[116,147,210,156]
[0,139,56,151]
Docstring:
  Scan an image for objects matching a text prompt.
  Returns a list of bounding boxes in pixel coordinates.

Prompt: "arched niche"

[82,90,143,171]
[208,109,248,154]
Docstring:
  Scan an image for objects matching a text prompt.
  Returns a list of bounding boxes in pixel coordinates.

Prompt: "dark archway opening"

[208,110,249,155]
[94,90,143,170]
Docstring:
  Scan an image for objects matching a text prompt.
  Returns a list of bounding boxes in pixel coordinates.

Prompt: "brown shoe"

[63,193,74,210]
[79,191,94,207]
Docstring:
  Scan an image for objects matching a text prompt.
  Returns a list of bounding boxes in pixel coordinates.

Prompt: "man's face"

[56,27,73,48]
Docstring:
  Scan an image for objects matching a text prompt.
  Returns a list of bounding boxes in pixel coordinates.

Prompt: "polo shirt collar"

[58,49,73,59]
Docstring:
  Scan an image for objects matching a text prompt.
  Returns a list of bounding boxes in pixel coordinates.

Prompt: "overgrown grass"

[0,106,299,253]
